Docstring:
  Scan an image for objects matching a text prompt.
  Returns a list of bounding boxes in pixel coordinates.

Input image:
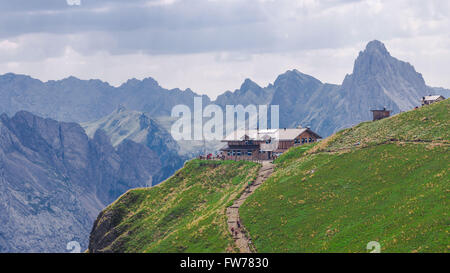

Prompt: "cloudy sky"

[0,0,449,98]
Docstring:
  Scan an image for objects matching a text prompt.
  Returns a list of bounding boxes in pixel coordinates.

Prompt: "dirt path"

[226,161,275,253]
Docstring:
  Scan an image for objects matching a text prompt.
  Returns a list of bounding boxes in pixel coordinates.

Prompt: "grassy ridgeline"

[314,99,449,153]
[240,99,449,253]
[88,100,449,253]
[89,160,260,253]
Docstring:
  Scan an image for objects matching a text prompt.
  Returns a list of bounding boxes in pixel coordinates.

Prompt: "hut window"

[247,151,252,156]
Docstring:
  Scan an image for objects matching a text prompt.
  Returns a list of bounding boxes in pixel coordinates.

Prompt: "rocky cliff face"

[0,111,162,252]
[215,78,274,106]
[82,107,184,185]
[298,40,433,134]
[339,40,428,117]
[213,40,439,136]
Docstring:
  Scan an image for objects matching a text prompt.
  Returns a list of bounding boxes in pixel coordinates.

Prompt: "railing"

[198,155,273,164]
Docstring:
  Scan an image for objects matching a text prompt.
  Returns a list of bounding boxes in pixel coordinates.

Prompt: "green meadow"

[240,99,449,252]
[89,160,259,253]
[89,99,449,253]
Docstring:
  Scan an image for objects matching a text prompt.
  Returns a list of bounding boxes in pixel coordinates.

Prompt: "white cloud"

[0,0,449,96]
[0,40,19,51]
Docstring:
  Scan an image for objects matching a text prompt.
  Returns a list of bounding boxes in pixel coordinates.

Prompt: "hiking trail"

[226,160,275,253]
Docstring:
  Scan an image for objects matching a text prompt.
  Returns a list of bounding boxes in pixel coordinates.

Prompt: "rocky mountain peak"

[352,41,394,77]
[351,40,424,83]
[61,76,82,83]
[139,113,154,130]
[182,88,195,95]
[141,77,160,88]
[240,78,261,92]
[0,73,41,86]
[364,40,390,56]
[119,77,159,89]
[274,69,322,88]
[116,104,127,113]
[343,40,428,113]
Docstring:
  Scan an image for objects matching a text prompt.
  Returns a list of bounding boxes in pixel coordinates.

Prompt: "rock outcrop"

[82,107,184,185]
[0,111,163,252]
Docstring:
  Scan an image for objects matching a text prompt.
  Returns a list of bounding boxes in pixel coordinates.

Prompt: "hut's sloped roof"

[423,95,445,101]
[223,128,320,141]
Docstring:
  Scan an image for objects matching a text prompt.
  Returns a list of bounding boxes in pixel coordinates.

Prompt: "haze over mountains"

[0,40,448,137]
[0,73,210,124]
[0,40,448,252]
[215,40,449,135]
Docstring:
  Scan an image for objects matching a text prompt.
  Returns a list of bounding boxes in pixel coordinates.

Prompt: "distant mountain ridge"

[87,99,450,253]
[214,40,448,135]
[0,111,165,252]
[428,86,450,98]
[0,73,210,123]
[0,40,448,137]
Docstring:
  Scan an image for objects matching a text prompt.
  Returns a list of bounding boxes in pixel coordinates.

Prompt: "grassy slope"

[240,100,449,253]
[313,99,449,153]
[91,160,259,253]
